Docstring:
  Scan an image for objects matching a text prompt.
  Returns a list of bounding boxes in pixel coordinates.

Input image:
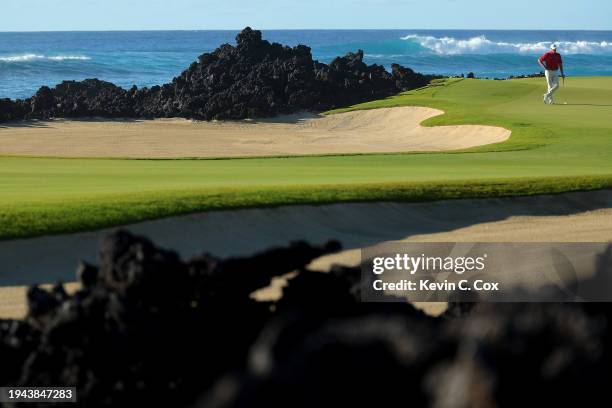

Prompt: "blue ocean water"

[1,30,611,99]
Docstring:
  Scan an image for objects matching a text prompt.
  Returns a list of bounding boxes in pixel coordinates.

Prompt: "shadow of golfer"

[561,103,612,107]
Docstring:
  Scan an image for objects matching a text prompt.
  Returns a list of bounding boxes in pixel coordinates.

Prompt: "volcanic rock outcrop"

[1,230,612,407]
[0,27,437,122]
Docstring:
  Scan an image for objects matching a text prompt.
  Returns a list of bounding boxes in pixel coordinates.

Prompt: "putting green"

[1,77,611,239]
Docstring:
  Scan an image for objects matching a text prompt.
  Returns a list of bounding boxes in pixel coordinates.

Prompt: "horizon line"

[1,28,612,34]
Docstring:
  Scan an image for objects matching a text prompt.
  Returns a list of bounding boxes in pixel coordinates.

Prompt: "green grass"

[1,77,611,239]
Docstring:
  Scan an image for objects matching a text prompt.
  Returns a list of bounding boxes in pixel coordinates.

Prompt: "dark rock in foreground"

[0,28,438,123]
[1,230,612,407]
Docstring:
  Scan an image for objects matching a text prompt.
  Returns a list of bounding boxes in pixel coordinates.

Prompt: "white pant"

[544,70,560,103]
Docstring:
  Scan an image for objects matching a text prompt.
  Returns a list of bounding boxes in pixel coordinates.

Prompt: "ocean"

[1,30,611,99]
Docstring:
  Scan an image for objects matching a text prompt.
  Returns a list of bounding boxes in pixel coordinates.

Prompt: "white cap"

[551,44,558,50]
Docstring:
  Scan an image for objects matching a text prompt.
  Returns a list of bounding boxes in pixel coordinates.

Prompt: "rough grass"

[1,77,611,239]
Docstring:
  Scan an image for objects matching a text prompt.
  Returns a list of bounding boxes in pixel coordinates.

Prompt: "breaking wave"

[401,34,612,55]
[0,54,91,62]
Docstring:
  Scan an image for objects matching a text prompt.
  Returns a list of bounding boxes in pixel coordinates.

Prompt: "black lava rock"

[1,28,439,123]
[0,98,28,122]
[2,231,611,407]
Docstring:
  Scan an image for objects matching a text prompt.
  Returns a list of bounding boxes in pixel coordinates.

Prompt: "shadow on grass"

[0,189,611,286]
[560,103,612,107]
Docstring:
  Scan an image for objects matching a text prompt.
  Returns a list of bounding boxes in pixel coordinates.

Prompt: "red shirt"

[539,51,563,70]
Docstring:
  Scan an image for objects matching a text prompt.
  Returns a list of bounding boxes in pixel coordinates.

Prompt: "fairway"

[1,77,611,239]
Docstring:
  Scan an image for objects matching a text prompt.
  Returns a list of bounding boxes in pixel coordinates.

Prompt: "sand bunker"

[0,107,510,158]
[1,190,611,319]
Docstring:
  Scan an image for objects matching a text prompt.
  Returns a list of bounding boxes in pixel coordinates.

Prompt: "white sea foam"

[0,54,91,62]
[401,34,612,55]
[47,55,91,61]
[0,54,44,62]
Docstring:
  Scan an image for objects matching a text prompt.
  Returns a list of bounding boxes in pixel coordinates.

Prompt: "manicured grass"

[1,77,611,239]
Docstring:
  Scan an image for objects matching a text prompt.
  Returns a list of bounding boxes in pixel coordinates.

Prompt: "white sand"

[1,190,611,319]
[0,283,80,320]
[0,107,510,158]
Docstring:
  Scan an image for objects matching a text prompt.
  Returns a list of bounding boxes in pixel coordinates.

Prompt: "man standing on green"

[538,44,565,104]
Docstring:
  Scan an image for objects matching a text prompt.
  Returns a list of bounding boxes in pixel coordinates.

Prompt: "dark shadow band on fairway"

[0,189,611,286]
[559,103,612,107]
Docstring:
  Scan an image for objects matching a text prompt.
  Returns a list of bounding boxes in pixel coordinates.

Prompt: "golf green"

[1,77,611,239]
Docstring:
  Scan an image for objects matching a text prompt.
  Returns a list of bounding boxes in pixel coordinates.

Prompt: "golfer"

[538,44,565,104]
